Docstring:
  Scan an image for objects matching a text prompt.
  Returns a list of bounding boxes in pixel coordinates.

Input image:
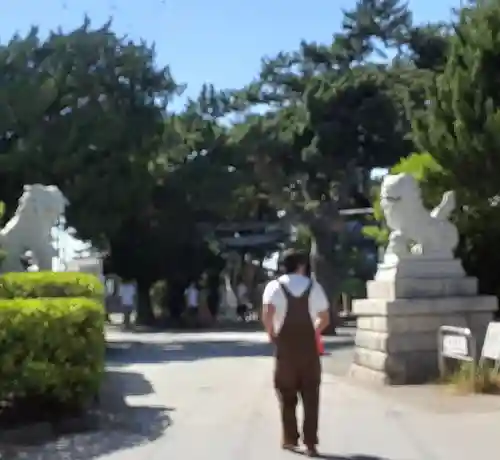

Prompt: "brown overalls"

[274,281,321,448]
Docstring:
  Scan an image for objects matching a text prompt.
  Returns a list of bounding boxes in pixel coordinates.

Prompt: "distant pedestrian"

[119,280,136,329]
[261,249,330,457]
[20,250,39,272]
[236,277,249,321]
[184,281,200,327]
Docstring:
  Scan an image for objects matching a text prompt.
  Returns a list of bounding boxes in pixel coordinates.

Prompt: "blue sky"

[2,0,461,112]
[1,0,461,265]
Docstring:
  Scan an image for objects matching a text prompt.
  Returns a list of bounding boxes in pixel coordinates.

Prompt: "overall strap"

[279,280,313,300]
[301,280,313,300]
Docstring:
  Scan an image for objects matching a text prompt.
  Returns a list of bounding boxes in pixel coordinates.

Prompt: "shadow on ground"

[312,456,389,460]
[111,319,356,335]
[11,369,173,460]
[105,336,354,366]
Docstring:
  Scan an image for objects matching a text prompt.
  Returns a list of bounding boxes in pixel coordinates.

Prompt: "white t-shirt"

[119,283,136,306]
[262,274,329,333]
[185,286,199,308]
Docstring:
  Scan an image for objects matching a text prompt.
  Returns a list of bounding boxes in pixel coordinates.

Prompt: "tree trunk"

[310,226,342,335]
[135,278,155,326]
[206,272,221,318]
[165,278,186,324]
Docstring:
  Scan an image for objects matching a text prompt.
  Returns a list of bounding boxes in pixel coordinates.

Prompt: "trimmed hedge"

[0,272,104,299]
[0,297,105,406]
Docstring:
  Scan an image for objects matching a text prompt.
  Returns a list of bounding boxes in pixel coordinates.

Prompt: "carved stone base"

[375,257,466,281]
[350,266,497,385]
[367,277,477,300]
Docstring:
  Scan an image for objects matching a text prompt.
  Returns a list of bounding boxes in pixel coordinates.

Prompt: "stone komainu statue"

[380,173,458,259]
[0,184,68,272]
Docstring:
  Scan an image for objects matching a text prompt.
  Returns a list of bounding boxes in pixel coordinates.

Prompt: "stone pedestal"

[349,257,497,385]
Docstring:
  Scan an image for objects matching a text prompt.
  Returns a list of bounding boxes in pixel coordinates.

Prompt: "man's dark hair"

[281,249,310,274]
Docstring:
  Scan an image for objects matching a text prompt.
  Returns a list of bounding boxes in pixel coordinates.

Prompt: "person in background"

[119,280,136,329]
[20,250,39,272]
[261,249,330,457]
[236,277,249,322]
[184,281,200,327]
[198,275,213,327]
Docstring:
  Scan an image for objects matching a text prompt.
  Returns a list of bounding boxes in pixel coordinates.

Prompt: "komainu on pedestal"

[0,184,68,273]
[350,173,497,385]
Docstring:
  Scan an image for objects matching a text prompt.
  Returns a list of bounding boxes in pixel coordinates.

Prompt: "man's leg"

[300,383,320,452]
[275,358,300,448]
[123,305,132,329]
[276,387,299,447]
[300,357,321,455]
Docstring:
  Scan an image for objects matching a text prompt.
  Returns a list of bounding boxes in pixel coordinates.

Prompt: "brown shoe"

[305,445,319,457]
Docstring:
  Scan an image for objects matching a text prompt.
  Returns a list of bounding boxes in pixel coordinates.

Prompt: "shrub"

[0,297,105,407]
[0,272,104,299]
[0,201,6,269]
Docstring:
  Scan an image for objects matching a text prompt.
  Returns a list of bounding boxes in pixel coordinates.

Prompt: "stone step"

[348,362,388,385]
[355,329,438,353]
[353,296,497,317]
[356,311,493,335]
[375,257,466,280]
[351,349,437,385]
[367,277,478,300]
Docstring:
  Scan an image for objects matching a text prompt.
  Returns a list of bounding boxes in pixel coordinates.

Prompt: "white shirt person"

[262,273,329,336]
[185,282,199,309]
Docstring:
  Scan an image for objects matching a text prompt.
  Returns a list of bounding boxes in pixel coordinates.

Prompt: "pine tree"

[413,1,500,203]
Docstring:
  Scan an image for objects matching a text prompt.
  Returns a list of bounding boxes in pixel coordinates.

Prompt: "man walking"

[261,249,330,457]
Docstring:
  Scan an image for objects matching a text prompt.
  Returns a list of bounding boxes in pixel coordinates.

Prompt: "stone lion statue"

[1,184,68,272]
[380,173,458,259]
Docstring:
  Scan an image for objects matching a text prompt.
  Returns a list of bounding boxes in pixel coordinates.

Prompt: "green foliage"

[362,225,390,246]
[391,152,446,206]
[150,279,167,316]
[219,1,450,304]
[413,1,500,204]
[0,201,6,267]
[0,272,104,299]
[390,152,442,181]
[0,3,458,322]
[291,224,312,252]
[0,19,181,243]
[0,297,105,405]
[410,1,500,299]
[339,277,366,298]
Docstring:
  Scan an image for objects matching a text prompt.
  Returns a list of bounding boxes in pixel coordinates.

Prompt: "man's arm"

[261,281,277,342]
[261,303,276,342]
[313,282,330,333]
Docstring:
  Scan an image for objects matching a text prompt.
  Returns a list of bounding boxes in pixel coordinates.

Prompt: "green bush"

[0,272,104,299]
[0,297,105,406]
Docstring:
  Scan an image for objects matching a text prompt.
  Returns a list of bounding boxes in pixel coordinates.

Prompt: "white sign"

[481,322,500,360]
[442,334,469,357]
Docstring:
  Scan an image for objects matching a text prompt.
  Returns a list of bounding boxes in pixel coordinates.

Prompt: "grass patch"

[443,362,500,394]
